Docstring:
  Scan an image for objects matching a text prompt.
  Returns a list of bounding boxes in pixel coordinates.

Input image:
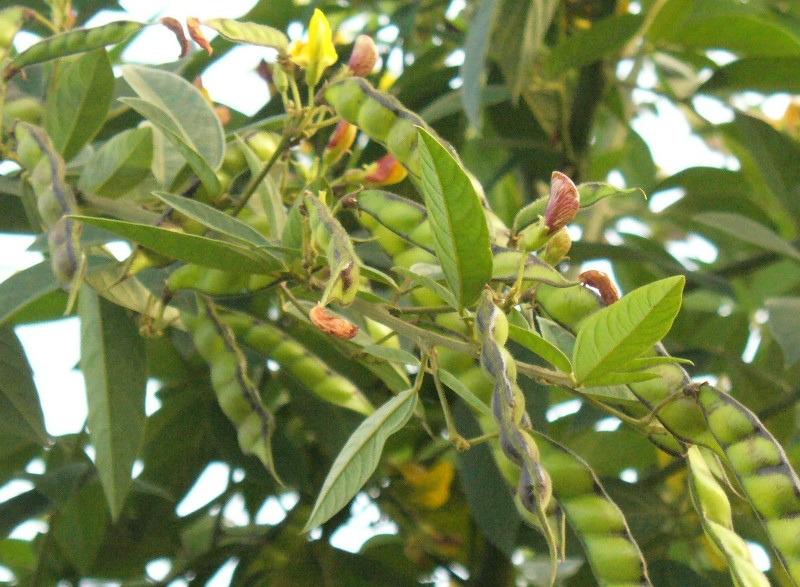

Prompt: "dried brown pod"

[309,304,359,339]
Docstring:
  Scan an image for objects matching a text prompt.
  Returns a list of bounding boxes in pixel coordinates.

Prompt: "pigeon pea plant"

[1,1,800,585]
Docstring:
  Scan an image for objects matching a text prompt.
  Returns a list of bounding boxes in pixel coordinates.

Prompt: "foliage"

[1,0,800,585]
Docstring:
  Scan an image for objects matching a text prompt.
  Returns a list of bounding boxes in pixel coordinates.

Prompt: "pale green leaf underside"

[304,388,418,531]
[508,323,572,373]
[573,276,685,386]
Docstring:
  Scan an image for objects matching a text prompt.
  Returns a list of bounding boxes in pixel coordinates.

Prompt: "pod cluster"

[474,291,561,580]
[221,311,373,416]
[686,445,770,586]
[185,302,280,482]
[325,75,800,585]
[14,123,84,289]
[696,384,800,582]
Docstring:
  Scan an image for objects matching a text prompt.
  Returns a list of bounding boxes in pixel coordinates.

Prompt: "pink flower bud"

[348,35,378,77]
[544,171,579,234]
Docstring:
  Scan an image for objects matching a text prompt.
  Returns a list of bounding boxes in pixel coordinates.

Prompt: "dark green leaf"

[0,328,47,444]
[701,57,800,94]
[72,216,276,273]
[45,49,114,161]
[0,262,61,327]
[694,212,800,262]
[546,14,643,75]
[417,128,492,307]
[79,286,147,519]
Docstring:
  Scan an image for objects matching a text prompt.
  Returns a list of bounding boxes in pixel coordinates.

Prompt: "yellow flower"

[288,9,338,88]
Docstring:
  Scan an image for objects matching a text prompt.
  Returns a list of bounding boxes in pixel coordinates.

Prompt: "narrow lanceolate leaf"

[79,287,147,519]
[203,19,289,52]
[78,127,153,198]
[120,98,220,195]
[573,276,685,386]
[304,388,418,531]
[578,182,646,208]
[0,262,60,327]
[153,192,273,250]
[73,216,278,274]
[121,65,224,170]
[694,212,800,262]
[438,369,492,418]
[417,128,492,308]
[508,323,572,373]
[0,329,48,445]
[461,0,499,129]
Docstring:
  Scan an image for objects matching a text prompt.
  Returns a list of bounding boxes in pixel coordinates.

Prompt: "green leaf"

[359,344,419,367]
[0,262,61,327]
[392,266,458,309]
[203,18,289,52]
[72,216,276,274]
[546,14,643,75]
[508,323,572,373]
[78,127,153,198]
[45,49,114,161]
[119,97,220,195]
[701,57,800,95]
[0,328,47,445]
[416,128,492,308]
[661,15,800,57]
[304,388,418,531]
[694,212,800,262]
[765,298,800,368]
[237,136,286,240]
[573,276,685,386]
[152,191,276,252]
[121,65,224,170]
[438,368,492,418]
[461,0,498,129]
[51,479,110,574]
[79,286,147,520]
[578,182,646,208]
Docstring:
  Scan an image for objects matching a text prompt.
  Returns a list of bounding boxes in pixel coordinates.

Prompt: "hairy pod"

[5,21,143,79]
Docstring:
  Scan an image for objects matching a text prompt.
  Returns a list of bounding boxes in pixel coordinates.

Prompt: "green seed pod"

[246,131,281,162]
[14,123,45,170]
[47,217,82,289]
[222,142,247,175]
[323,77,368,124]
[726,436,783,476]
[5,21,144,79]
[3,97,44,125]
[582,536,647,583]
[215,381,252,423]
[357,95,397,143]
[385,117,418,163]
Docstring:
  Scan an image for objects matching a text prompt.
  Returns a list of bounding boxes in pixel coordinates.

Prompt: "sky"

[0,0,788,583]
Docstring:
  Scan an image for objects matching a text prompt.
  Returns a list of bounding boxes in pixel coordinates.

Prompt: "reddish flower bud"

[364,154,407,186]
[348,34,378,77]
[544,171,579,234]
[309,304,359,339]
[579,270,620,305]
[324,120,357,166]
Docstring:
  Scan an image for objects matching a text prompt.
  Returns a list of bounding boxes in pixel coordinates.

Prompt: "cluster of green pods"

[185,302,280,482]
[219,310,373,416]
[323,79,800,584]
